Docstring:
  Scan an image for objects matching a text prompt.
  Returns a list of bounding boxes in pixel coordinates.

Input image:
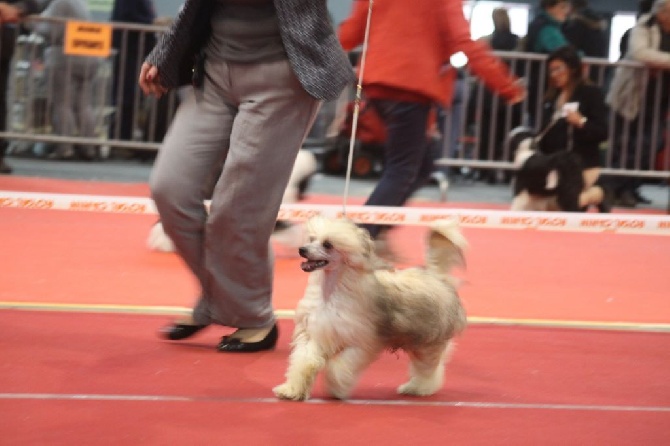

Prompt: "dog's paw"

[397,381,439,397]
[273,382,310,401]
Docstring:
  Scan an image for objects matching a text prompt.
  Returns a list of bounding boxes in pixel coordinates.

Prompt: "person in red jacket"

[339,0,525,239]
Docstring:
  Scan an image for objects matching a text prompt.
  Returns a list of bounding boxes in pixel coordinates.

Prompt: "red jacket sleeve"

[436,0,522,100]
[338,0,370,51]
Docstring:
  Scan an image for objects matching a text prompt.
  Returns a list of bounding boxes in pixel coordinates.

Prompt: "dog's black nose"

[298,247,308,257]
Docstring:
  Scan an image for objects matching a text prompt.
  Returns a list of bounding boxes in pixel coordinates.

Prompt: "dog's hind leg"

[273,337,326,401]
[398,342,452,396]
[324,346,379,400]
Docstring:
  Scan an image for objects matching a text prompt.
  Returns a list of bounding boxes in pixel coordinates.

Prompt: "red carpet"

[2,177,670,444]
[1,310,668,445]
[1,204,669,323]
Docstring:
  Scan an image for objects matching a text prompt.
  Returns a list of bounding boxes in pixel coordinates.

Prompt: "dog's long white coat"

[274,217,467,401]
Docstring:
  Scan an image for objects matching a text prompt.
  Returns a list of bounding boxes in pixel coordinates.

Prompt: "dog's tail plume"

[426,218,467,275]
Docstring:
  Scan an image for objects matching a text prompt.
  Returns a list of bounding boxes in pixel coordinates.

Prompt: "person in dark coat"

[108,0,156,152]
[0,0,40,174]
[522,0,572,127]
[563,0,608,58]
[472,7,523,183]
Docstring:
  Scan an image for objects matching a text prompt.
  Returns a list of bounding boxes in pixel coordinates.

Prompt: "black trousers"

[0,58,11,159]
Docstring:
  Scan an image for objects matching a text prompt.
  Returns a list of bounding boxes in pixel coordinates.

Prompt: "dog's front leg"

[324,346,379,400]
[273,336,326,401]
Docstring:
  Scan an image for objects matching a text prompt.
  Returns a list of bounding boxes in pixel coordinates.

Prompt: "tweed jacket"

[145,0,354,101]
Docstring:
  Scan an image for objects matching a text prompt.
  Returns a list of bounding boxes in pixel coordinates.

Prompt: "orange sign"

[64,21,112,57]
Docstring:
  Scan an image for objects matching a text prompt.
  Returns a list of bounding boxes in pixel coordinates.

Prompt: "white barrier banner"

[0,191,156,214]
[2,191,670,236]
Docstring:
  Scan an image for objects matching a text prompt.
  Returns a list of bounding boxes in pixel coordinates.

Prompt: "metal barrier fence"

[0,17,171,156]
[436,51,670,181]
[0,18,668,183]
[0,17,339,158]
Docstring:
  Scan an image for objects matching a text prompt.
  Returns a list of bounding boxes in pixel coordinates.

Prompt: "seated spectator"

[524,46,610,211]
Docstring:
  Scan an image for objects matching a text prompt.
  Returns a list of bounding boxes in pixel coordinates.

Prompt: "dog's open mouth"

[300,260,328,272]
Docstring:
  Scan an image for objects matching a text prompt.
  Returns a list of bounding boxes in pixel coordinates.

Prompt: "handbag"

[176,2,214,87]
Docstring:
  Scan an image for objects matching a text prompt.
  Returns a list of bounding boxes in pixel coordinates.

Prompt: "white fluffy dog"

[147,150,317,252]
[273,216,468,401]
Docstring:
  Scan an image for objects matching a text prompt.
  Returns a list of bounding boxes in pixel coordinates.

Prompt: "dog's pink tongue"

[300,262,313,272]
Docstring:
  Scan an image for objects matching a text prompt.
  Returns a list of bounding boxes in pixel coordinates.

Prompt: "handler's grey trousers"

[150,58,320,328]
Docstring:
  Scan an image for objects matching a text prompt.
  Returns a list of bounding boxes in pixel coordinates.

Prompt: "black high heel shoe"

[160,323,208,340]
[217,324,278,353]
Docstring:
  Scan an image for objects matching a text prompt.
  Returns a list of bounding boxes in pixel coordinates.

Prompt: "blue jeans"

[362,99,434,239]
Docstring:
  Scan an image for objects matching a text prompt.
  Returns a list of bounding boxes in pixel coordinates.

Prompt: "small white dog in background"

[146,220,176,252]
[146,150,318,252]
[273,216,468,402]
[270,149,318,249]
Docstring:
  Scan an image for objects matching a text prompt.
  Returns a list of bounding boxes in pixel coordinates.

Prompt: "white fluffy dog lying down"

[273,216,468,401]
[147,150,317,252]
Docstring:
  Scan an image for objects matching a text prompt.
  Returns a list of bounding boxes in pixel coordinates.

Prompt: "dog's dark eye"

[323,240,333,250]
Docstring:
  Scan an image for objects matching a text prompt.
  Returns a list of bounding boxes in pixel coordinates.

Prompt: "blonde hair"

[492,7,511,32]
